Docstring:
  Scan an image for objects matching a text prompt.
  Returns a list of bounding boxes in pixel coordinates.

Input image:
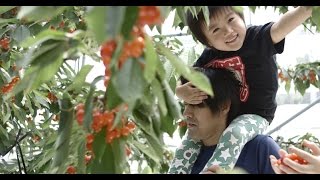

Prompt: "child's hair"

[180,67,241,126]
[186,6,245,48]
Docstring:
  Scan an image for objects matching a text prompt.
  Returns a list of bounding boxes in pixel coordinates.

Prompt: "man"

[176,67,281,174]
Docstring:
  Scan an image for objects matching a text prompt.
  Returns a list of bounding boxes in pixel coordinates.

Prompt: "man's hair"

[180,67,241,126]
[186,6,245,48]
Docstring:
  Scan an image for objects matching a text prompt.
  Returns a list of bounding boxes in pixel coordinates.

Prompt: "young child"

[168,6,313,174]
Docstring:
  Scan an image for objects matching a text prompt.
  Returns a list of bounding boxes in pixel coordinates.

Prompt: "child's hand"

[270,140,320,174]
[282,140,320,174]
[270,149,289,174]
[176,82,208,104]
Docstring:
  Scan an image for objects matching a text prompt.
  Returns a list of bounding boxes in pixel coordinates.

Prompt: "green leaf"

[67,11,80,24]
[249,6,257,13]
[86,6,125,45]
[0,125,9,141]
[60,63,73,79]
[178,123,187,138]
[12,43,65,95]
[201,6,210,28]
[151,110,162,137]
[144,35,159,83]
[156,43,213,96]
[32,148,56,171]
[63,60,77,75]
[132,140,161,164]
[187,46,196,66]
[160,113,176,137]
[168,75,177,92]
[312,7,320,27]
[11,103,26,124]
[33,90,50,109]
[188,6,198,18]
[111,138,126,173]
[0,27,10,38]
[83,75,105,132]
[85,7,107,45]
[133,108,153,133]
[159,6,171,23]
[295,79,308,96]
[25,94,35,117]
[28,23,43,36]
[163,79,182,121]
[284,80,291,93]
[0,18,18,27]
[65,65,93,93]
[17,6,67,22]
[91,128,115,173]
[77,139,86,174]
[143,131,164,165]
[113,59,146,105]
[151,79,167,116]
[175,7,187,26]
[18,43,60,68]
[173,8,182,27]
[50,93,73,173]
[12,25,31,43]
[121,6,138,40]
[105,79,123,110]
[0,6,15,15]
[232,6,244,14]
[20,29,66,48]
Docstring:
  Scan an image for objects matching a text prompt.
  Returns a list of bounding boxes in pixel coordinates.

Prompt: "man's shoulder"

[253,134,274,140]
[248,134,277,146]
[243,134,280,158]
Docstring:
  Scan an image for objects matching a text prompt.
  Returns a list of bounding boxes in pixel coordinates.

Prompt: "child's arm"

[176,81,208,105]
[271,6,313,44]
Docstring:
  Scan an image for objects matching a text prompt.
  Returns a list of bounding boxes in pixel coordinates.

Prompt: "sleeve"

[248,22,285,56]
[257,136,281,174]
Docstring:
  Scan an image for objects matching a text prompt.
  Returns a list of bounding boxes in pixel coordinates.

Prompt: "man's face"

[183,103,226,145]
[202,9,246,51]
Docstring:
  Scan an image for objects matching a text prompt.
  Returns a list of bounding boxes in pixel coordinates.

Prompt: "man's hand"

[202,165,247,174]
[176,82,208,104]
[201,165,223,174]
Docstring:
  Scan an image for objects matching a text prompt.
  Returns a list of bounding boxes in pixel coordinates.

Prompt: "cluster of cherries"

[0,37,10,51]
[100,6,161,87]
[276,152,308,165]
[278,69,318,84]
[72,103,136,173]
[1,76,20,94]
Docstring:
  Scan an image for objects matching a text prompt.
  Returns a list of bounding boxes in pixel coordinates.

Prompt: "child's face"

[202,9,246,51]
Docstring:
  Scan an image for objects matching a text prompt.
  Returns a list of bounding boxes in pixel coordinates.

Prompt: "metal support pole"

[266,96,320,135]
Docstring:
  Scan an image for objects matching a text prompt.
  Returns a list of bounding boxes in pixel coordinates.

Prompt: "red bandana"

[204,56,249,102]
